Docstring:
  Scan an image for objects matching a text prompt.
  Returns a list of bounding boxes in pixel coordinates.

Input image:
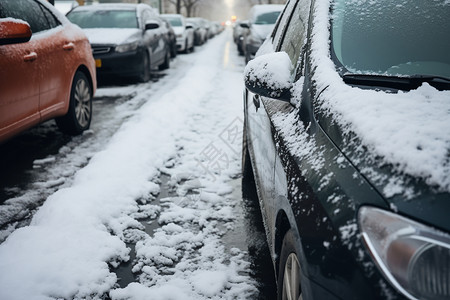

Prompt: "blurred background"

[52,0,286,23]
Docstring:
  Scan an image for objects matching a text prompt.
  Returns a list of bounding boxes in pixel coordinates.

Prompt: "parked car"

[66,3,171,82]
[161,14,194,54]
[241,4,284,63]
[233,20,248,55]
[242,0,450,299]
[0,0,96,144]
[187,17,208,46]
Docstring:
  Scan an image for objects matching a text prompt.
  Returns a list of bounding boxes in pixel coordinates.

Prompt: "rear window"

[331,0,450,78]
[254,11,281,25]
[164,17,183,27]
[67,9,138,29]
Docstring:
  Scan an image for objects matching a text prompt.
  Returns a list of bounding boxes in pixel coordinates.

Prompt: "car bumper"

[93,48,145,78]
[176,37,186,51]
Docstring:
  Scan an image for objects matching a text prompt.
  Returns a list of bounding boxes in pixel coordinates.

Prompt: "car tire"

[278,229,303,300]
[183,40,189,54]
[159,50,170,70]
[242,123,253,181]
[138,51,150,82]
[55,71,92,135]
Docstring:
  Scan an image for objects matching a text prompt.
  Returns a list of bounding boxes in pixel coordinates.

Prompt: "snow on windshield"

[310,0,450,194]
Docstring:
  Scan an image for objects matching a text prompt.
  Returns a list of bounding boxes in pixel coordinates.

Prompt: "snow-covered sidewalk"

[0,30,258,299]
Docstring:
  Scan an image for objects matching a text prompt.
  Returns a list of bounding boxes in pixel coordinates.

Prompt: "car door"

[245,0,298,244]
[246,0,312,247]
[34,1,74,120]
[0,0,45,141]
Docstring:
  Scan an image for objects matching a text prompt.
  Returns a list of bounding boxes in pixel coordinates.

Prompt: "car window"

[40,3,61,29]
[331,0,450,78]
[272,0,296,47]
[278,0,312,75]
[67,9,138,29]
[0,0,53,34]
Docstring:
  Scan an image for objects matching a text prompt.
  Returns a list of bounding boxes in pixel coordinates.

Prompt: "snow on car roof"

[248,4,285,21]
[310,0,450,194]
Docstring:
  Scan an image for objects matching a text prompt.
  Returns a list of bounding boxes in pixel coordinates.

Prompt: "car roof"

[248,4,284,20]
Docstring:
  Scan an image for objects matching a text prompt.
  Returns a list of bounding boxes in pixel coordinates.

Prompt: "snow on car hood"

[251,24,274,40]
[82,28,140,45]
[310,1,450,195]
[172,26,185,36]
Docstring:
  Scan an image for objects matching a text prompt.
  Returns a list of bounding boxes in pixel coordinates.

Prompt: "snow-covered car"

[187,17,208,46]
[242,0,450,299]
[66,3,171,82]
[241,4,284,63]
[233,20,248,55]
[0,0,96,144]
[161,14,194,54]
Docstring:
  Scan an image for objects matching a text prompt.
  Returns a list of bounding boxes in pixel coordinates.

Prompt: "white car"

[241,4,284,63]
[162,14,194,53]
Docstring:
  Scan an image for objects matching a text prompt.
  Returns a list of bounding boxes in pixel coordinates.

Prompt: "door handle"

[253,95,260,112]
[23,52,37,62]
[63,42,75,51]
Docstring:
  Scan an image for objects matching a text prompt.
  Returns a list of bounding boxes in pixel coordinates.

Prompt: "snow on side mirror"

[244,51,293,102]
[0,19,32,46]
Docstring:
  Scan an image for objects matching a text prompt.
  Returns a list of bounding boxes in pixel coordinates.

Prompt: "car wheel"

[171,42,177,58]
[138,52,150,82]
[55,71,92,135]
[278,229,302,300]
[242,123,253,181]
[159,50,170,70]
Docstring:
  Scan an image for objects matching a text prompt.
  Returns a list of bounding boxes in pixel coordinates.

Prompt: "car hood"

[82,28,141,45]
[172,26,185,35]
[251,24,274,40]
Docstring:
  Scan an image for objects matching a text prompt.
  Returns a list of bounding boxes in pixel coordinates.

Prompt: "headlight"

[115,41,139,53]
[359,206,450,300]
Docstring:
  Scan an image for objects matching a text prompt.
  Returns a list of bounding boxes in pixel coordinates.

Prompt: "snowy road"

[0,29,275,299]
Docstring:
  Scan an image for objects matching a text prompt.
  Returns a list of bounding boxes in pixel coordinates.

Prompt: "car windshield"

[254,11,281,25]
[164,17,182,27]
[331,0,450,78]
[67,9,138,29]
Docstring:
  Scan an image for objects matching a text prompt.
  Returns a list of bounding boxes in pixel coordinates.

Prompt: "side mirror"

[240,22,250,29]
[0,19,32,45]
[244,51,293,101]
[145,21,159,30]
[186,24,193,30]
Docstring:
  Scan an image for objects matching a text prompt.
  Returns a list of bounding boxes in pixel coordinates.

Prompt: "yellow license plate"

[95,59,102,68]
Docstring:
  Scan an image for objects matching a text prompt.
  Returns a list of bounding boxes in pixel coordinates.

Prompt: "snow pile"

[310,0,450,193]
[0,31,257,299]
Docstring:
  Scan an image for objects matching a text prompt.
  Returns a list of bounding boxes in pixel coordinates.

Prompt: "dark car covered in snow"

[242,0,450,299]
[67,3,171,82]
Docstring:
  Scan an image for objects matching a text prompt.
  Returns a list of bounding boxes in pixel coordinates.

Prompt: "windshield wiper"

[343,74,450,91]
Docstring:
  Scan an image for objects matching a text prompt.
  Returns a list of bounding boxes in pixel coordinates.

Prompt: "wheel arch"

[76,64,95,96]
[275,209,292,278]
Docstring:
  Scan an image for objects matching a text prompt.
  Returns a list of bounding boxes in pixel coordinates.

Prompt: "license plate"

[95,59,102,68]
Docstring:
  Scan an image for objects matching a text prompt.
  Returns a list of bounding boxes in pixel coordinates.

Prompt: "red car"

[0,0,96,144]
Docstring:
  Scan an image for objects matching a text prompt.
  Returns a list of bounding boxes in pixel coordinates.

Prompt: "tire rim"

[74,78,91,128]
[282,253,302,300]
